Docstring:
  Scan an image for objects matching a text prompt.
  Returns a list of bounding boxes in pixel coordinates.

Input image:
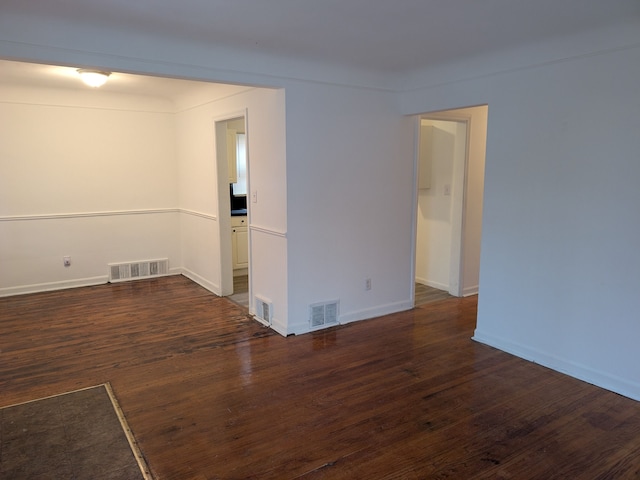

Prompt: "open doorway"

[215,114,250,307]
[413,105,488,306]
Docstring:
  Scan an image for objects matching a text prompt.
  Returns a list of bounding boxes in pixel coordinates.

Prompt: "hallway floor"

[414,282,452,306]
[228,274,249,308]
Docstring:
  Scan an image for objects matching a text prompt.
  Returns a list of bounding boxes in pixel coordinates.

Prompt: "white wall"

[175,85,288,332]
[284,82,415,334]
[0,85,180,295]
[460,106,487,297]
[401,23,640,400]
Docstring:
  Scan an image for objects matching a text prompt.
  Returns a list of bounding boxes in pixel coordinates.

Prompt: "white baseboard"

[340,299,414,325]
[180,268,220,296]
[463,284,479,296]
[415,276,448,291]
[416,278,477,297]
[286,299,414,336]
[0,276,109,297]
[269,317,288,337]
[0,270,188,298]
[472,329,640,402]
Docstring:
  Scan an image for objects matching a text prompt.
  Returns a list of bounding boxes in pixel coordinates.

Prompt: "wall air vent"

[108,259,169,283]
[255,296,273,325]
[309,300,339,328]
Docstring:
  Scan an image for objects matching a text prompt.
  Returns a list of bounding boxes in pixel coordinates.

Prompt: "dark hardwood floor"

[414,282,452,306]
[1,276,639,479]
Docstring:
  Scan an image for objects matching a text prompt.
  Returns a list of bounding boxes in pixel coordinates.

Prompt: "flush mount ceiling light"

[77,69,111,88]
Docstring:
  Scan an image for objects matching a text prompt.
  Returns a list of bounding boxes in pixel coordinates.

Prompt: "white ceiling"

[3,0,639,72]
[1,0,639,97]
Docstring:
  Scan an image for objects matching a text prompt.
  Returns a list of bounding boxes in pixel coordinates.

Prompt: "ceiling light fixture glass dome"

[77,69,111,87]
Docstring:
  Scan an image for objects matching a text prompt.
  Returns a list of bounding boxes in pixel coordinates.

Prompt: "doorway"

[215,113,250,307]
[413,105,488,304]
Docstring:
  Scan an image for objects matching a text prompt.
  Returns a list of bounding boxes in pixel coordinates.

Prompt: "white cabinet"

[231,216,248,270]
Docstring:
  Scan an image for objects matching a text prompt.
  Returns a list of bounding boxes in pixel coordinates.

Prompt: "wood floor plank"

[1,275,639,479]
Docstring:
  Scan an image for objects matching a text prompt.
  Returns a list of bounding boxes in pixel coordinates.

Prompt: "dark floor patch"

[414,283,453,306]
[0,384,150,479]
[228,274,249,308]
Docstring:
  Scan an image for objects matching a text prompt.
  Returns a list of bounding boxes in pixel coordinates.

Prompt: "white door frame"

[411,111,472,298]
[214,109,249,298]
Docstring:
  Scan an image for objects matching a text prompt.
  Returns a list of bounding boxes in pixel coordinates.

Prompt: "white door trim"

[214,110,249,298]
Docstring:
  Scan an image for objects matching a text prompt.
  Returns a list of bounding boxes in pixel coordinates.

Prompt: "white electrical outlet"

[63,256,71,267]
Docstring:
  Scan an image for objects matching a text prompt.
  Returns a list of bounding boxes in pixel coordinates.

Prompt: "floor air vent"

[108,259,169,283]
[310,300,339,328]
[255,296,273,325]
